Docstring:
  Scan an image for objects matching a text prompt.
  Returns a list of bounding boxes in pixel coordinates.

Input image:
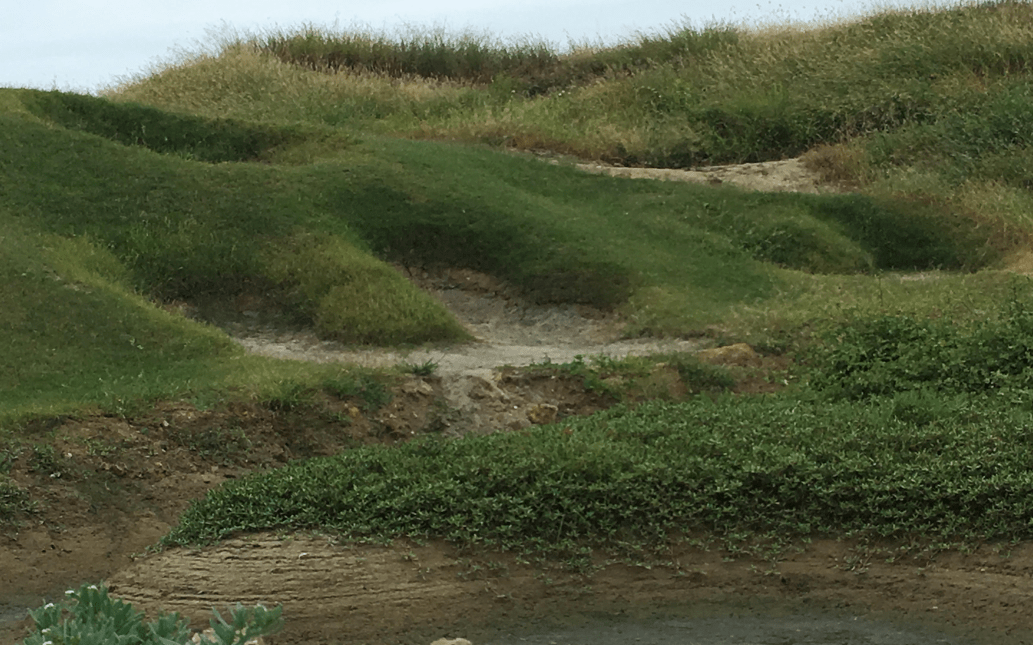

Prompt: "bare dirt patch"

[98,534,1033,645]
[573,158,843,194]
[188,266,710,436]
[0,366,623,637]
[207,267,706,375]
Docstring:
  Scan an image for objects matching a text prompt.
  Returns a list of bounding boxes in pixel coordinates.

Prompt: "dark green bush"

[809,290,1033,399]
[161,393,1033,552]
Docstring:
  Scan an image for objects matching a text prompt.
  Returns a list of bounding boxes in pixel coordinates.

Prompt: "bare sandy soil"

[3,158,1029,645]
[572,156,847,194]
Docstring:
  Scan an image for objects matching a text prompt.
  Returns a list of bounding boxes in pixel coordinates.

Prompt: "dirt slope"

[102,533,1033,645]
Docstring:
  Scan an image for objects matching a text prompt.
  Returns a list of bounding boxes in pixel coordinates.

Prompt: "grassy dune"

[112,1,1033,258]
[4,1,1033,554]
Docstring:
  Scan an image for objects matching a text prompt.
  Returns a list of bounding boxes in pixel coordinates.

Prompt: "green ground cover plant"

[808,288,1033,399]
[162,389,1033,555]
[20,583,282,645]
[157,287,1033,555]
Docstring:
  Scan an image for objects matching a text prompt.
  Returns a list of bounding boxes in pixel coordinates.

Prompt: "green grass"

[112,3,1033,166]
[0,212,405,423]
[109,2,1033,248]
[6,85,1009,343]
[6,1,1033,559]
[2,90,467,342]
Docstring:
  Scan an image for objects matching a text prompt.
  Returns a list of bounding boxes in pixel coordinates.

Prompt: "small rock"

[527,403,558,425]
[696,343,761,367]
[401,379,434,396]
[467,375,508,401]
[430,639,472,645]
[192,629,263,645]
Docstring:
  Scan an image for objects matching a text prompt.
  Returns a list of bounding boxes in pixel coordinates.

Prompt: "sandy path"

[227,275,703,376]
[574,157,838,194]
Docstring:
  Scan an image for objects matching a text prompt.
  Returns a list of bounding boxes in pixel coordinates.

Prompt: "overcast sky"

[3,0,948,94]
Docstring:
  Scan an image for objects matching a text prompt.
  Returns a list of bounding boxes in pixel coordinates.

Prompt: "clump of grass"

[265,234,469,344]
[666,354,737,393]
[321,371,393,411]
[253,22,743,99]
[259,381,313,413]
[259,25,559,86]
[400,359,439,377]
[0,477,37,525]
[110,44,484,130]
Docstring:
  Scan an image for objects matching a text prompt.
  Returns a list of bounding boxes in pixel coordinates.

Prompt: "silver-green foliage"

[21,584,282,645]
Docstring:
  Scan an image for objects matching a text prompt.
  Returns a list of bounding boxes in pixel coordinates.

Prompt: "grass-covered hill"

[0,82,1021,419]
[5,0,1033,558]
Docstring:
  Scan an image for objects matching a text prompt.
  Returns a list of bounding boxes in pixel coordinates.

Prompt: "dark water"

[462,599,992,645]
[484,614,962,645]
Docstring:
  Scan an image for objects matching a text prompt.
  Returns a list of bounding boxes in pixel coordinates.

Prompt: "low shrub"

[20,583,282,645]
[808,290,1033,399]
[161,392,1033,554]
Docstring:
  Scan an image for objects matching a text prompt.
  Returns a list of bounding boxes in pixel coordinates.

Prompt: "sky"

[3,0,947,94]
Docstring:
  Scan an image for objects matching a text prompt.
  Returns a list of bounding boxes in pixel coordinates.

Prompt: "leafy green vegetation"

[807,288,1033,400]
[159,297,1033,557]
[21,583,282,645]
[0,477,37,526]
[162,388,1033,554]
[162,293,1033,555]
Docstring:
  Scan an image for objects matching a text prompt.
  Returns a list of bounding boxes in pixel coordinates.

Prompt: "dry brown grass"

[800,143,869,188]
